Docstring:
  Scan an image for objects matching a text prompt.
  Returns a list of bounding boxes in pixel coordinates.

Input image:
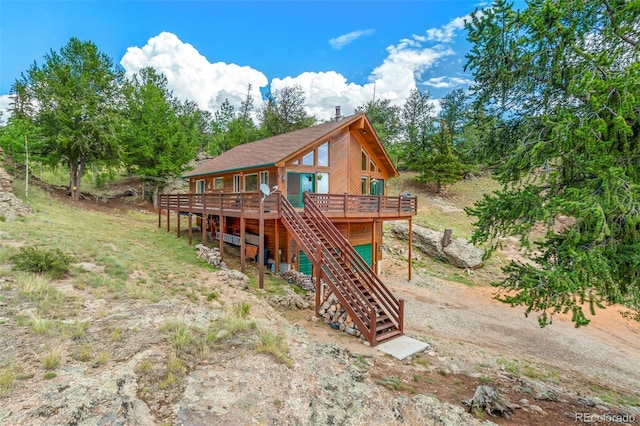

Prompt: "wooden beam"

[219,193,224,259]
[201,194,207,244]
[372,219,377,275]
[166,203,170,233]
[240,214,246,274]
[315,241,322,315]
[188,195,193,246]
[259,197,265,289]
[274,217,280,275]
[176,209,181,238]
[408,216,412,281]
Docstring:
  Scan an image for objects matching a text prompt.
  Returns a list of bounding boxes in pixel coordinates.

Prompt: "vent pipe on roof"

[335,106,342,122]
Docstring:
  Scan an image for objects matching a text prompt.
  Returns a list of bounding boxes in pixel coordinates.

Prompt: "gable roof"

[183,113,398,178]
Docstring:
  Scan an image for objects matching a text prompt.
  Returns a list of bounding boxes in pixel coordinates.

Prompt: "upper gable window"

[317,142,329,167]
[361,150,368,171]
[369,159,377,172]
[302,151,314,166]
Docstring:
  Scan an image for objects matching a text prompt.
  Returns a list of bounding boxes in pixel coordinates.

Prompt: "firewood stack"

[317,294,362,338]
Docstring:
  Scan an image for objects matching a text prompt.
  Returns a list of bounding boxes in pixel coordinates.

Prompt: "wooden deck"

[158,191,417,220]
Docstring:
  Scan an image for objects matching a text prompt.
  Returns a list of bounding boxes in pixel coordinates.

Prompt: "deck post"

[315,241,322,315]
[408,216,413,281]
[274,215,280,275]
[219,193,224,259]
[201,193,207,244]
[158,196,162,228]
[372,219,377,275]
[240,213,246,274]
[188,194,193,246]
[176,203,181,238]
[399,298,405,333]
[166,200,170,233]
[259,196,265,289]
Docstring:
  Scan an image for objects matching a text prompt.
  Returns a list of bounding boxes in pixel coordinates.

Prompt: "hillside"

[0,171,639,425]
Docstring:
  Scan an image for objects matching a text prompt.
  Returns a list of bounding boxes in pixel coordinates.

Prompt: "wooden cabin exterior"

[159,112,417,346]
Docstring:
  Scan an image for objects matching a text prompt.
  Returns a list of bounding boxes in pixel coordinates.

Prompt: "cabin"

[158,109,417,346]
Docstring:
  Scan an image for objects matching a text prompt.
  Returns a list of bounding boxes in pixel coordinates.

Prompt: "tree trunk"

[152,183,160,209]
[436,181,442,193]
[68,160,80,201]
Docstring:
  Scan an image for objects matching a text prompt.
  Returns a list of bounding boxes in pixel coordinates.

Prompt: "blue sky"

[0,0,523,122]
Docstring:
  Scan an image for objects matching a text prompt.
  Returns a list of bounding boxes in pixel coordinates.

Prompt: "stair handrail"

[304,192,402,329]
[279,197,377,339]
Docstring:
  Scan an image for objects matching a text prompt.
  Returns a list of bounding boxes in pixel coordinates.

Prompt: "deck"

[158,191,417,220]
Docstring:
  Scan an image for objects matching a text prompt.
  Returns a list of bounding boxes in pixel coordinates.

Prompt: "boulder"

[392,223,483,269]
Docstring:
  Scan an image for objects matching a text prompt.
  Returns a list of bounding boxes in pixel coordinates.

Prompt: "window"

[302,151,314,166]
[245,174,258,191]
[316,173,329,193]
[260,171,269,186]
[233,175,241,192]
[370,159,376,172]
[361,150,368,171]
[195,179,205,194]
[317,142,329,166]
[214,177,224,190]
[361,177,368,194]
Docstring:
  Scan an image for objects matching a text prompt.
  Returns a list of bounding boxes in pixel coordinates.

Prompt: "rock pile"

[280,270,315,292]
[195,244,227,269]
[268,285,313,309]
[0,163,32,221]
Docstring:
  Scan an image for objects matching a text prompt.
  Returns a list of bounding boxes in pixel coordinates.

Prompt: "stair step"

[376,321,396,333]
[376,329,402,343]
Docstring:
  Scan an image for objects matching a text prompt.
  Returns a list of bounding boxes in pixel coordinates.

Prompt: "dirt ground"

[44,183,640,425]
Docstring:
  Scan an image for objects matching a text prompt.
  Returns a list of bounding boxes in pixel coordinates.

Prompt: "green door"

[287,172,316,207]
[298,250,312,275]
[354,244,373,267]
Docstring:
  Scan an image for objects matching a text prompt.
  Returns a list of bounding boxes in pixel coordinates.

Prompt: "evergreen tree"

[259,85,315,137]
[121,67,199,206]
[401,89,436,171]
[355,97,402,149]
[16,37,124,199]
[415,121,464,193]
[465,0,640,326]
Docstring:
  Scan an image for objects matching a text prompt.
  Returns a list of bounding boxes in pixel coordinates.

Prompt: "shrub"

[10,246,73,279]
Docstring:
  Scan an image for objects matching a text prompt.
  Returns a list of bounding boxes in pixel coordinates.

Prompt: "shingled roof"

[183,113,397,178]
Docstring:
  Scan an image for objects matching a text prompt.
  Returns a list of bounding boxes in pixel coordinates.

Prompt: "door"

[354,244,373,267]
[298,250,312,275]
[286,172,316,207]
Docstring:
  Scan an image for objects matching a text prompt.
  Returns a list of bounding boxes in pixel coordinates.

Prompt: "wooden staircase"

[279,193,403,346]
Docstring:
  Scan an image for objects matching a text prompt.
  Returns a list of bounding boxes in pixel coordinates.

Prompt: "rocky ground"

[1,172,639,425]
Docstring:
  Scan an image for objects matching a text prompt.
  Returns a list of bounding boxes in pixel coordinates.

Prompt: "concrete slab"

[376,336,430,360]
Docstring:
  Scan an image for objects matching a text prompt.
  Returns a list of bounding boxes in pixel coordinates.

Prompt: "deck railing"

[306,193,417,216]
[159,192,280,215]
[159,192,417,218]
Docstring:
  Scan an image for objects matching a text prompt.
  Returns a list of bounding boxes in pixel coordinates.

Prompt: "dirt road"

[389,273,640,395]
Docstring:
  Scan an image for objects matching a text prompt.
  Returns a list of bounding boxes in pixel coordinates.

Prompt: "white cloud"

[426,16,467,42]
[0,95,11,125]
[329,29,375,50]
[117,13,473,124]
[423,76,475,89]
[120,32,268,116]
[271,72,375,120]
